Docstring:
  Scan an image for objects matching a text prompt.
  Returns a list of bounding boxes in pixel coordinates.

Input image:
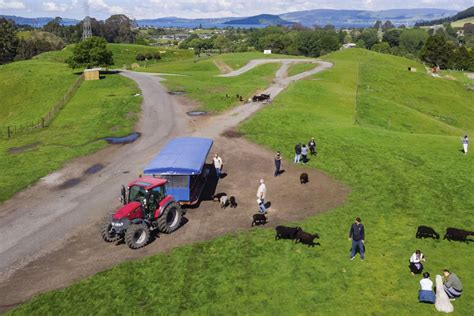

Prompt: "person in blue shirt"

[349,217,365,260]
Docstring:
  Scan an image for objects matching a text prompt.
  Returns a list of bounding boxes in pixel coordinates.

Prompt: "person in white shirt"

[256,179,267,214]
[213,154,223,179]
[409,250,425,275]
[419,272,435,304]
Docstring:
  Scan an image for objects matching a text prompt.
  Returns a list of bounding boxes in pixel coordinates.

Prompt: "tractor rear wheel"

[125,224,150,249]
[158,201,182,233]
[101,221,121,242]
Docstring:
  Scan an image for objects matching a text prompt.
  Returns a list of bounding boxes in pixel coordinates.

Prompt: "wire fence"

[3,74,84,139]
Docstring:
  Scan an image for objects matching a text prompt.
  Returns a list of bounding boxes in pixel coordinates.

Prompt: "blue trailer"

[143,137,213,205]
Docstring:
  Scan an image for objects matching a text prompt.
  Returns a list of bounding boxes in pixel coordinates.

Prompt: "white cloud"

[42,1,68,12]
[0,0,26,9]
[88,0,126,15]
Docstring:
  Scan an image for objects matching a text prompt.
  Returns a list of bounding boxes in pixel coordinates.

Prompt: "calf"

[300,173,309,184]
[275,226,302,240]
[416,225,440,239]
[251,213,267,227]
[444,227,474,243]
[295,230,320,247]
[220,195,229,208]
[229,196,237,208]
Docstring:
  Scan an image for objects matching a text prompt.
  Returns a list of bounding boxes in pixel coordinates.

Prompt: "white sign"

[264,50,272,55]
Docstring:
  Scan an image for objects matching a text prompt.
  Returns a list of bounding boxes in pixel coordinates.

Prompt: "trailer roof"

[143,137,213,176]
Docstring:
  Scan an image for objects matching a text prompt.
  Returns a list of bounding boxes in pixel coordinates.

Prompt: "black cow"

[295,230,320,247]
[275,226,302,240]
[300,173,309,184]
[229,196,237,208]
[416,226,440,239]
[444,227,474,243]
[251,213,267,227]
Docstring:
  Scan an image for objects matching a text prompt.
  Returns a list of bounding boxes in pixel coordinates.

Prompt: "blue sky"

[0,0,471,20]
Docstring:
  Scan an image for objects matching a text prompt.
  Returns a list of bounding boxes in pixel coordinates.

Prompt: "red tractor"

[101,176,183,249]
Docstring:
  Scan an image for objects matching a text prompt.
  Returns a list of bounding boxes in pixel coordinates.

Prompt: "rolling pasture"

[9,49,473,314]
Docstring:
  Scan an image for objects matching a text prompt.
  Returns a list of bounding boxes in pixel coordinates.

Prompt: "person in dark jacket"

[294,143,302,163]
[308,137,317,156]
[274,151,282,177]
[349,217,365,260]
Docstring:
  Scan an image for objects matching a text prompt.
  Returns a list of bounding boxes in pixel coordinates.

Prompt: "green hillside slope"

[9,49,474,315]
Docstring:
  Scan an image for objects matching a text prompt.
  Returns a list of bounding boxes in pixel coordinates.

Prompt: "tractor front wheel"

[158,201,183,233]
[125,224,150,249]
[101,221,121,242]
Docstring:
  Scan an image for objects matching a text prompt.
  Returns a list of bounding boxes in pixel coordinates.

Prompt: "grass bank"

[9,49,474,315]
[0,72,141,202]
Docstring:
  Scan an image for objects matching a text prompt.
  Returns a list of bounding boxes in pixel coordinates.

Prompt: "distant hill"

[1,8,460,29]
[415,6,474,26]
[281,8,457,27]
[0,15,79,26]
[223,14,293,26]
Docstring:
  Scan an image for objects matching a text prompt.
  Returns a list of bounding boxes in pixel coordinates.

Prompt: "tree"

[213,35,233,53]
[382,20,395,31]
[383,28,402,47]
[0,18,18,64]
[399,28,429,54]
[66,36,114,69]
[420,34,452,68]
[371,42,391,54]
[373,20,383,29]
[360,28,378,49]
[103,14,136,43]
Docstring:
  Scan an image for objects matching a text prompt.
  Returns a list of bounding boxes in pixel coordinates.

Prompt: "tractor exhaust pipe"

[120,185,127,204]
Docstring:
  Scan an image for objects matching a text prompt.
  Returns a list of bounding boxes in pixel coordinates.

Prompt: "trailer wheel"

[125,224,150,249]
[158,201,182,233]
[101,221,121,242]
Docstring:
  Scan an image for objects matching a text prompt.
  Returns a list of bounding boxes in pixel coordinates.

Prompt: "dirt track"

[0,59,346,311]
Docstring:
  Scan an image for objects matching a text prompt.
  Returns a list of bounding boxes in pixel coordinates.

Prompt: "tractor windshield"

[128,185,147,203]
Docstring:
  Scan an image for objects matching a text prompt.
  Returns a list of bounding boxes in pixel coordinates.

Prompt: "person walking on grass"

[461,135,469,155]
[443,269,463,300]
[256,179,267,214]
[213,153,223,179]
[308,137,317,156]
[274,151,282,177]
[294,143,302,163]
[301,144,308,164]
[349,217,365,261]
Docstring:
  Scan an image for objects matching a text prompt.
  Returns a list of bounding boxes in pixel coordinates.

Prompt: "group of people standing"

[408,249,464,304]
[294,137,317,165]
[273,137,317,177]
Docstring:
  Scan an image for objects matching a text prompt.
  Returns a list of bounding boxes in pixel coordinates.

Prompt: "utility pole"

[82,0,92,41]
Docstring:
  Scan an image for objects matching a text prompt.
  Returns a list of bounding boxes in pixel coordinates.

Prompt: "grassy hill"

[0,60,77,127]
[0,45,143,202]
[10,49,473,314]
[36,44,194,68]
[451,16,474,27]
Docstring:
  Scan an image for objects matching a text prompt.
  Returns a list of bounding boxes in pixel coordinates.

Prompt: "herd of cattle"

[416,225,474,242]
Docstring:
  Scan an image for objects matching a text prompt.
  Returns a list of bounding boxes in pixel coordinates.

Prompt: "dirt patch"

[222,130,243,138]
[57,178,82,190]
[8,142,42,154]
[213,59,233,74]
[0,136,349,311]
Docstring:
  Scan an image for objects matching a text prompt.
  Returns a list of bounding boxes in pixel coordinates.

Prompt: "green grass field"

[451,17,474,28]
[9,49,474,315]
[287,62,317,77]
[138,53,282,112]
[0,47,142,202]
[0,60,77,127]
[36,43,193,68]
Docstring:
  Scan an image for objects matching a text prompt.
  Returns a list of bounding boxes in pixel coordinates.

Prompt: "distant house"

[342,43,357,49]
